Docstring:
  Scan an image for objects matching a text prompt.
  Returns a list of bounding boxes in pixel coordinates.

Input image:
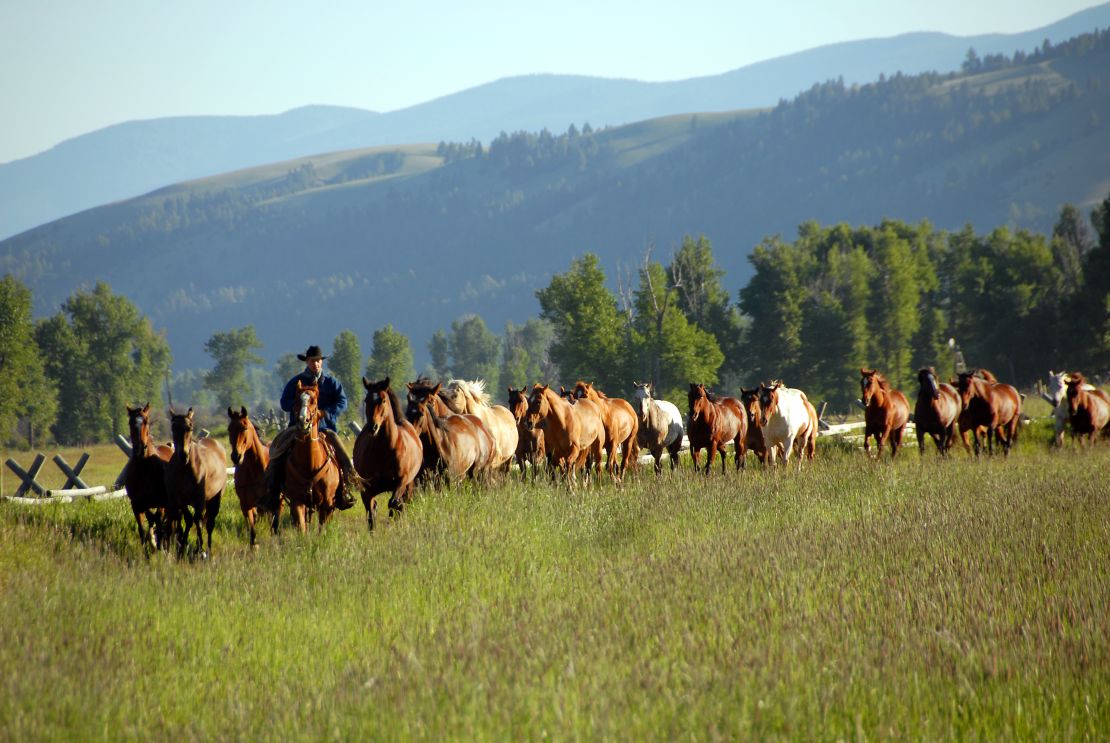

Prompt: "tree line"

[2,193,1108,447]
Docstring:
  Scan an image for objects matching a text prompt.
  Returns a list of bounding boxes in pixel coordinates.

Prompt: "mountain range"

[2,2,1110,240]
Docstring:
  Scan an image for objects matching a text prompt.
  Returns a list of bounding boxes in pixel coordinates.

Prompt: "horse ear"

[142,403,151,415]
[432,383,441,394]
[383,376,390,388]
[240,406,248,418]
[186,408,194,419]
[227,406,234,418]
[363,377,370,389]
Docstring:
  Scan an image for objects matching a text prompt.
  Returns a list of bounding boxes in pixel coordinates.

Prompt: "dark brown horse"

[508,386,546,482]
[1065,372,1110,444]
[354,377,423,530]
[165,408,227,558]
[124,404,173,551]
[407,385,495,484]
[956,370,1022,456]
[226,406,275,547]
[913,367,961,456]
[957,369,997,454]
[406,379,494,485]
[285,381,342,532]
[738,388,768,465]
[687,383,746,474]
[573,381,639,483]
[860,368,910,460]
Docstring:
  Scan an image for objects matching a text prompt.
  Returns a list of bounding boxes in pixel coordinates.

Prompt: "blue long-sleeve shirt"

[280,370,347,433]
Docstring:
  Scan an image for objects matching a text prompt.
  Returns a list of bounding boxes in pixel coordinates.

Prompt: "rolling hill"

[2,2,1109,240]
[3,28,1110,371]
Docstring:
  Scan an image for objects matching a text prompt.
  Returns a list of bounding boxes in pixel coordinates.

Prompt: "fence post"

[53,452,91,490]
[5,453,48,497]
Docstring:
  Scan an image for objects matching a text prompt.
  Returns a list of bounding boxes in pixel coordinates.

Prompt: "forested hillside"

[3,29,1109,374]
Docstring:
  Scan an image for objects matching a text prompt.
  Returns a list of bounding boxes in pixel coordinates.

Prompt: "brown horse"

[859,369,910,460]
[165,408,227,558]
[687,383,746,474]
[285,380,342,532]
[1065,372,1110,444]
[226,406,275,547]
[956,368,997,454]
[526,384,604,485]
[124,404,174,551]
[441,379,518,475]
[407,387,495,484]
[508,386,546,482]
[913,367,961,456]
[956,370,1022,456]
[573,381,639,482]
[406,380,494,485]
[353,377,423,530]
[738,388,768,465]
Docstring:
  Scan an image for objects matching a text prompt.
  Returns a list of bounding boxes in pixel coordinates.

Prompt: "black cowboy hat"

[297,344,328,361]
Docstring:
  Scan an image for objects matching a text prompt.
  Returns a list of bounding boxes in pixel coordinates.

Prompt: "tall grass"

[1,439,1107,740]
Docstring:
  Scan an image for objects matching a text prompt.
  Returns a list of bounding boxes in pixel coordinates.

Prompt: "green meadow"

[1,429,1108,741]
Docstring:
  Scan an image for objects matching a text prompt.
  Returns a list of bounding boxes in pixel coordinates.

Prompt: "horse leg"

[890,426,905,460]
[735,437,746,471]
[132,508,150,553]
[863,429,872,458]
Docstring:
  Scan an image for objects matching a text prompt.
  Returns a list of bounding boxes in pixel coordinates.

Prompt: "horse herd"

[119,366,1109,557]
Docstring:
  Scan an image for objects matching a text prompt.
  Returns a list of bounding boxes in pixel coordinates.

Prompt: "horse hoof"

[199,550,209,561]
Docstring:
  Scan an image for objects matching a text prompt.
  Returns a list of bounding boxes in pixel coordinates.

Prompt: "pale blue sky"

[0,1,1101,163]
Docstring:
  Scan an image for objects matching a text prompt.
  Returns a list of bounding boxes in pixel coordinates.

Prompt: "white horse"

[440,378,519,473]
[632,382,685,473]
[1043,370,1095,446]
[757,382,817,466]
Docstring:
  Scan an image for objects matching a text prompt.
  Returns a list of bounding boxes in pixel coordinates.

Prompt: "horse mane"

[869,372,892,391]
[386,387,406,425]
[975,368,999,383]
[447,378,491,407]
[1068,371,1087,386]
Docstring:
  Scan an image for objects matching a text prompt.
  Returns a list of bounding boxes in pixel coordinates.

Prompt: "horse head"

[633,382,653,418]
[439,380,468,414]
[860,368,883,406]
[689,384,712,423]
[572,381,592,400]
[226,405,252,466]
[558,385,575,402]
[127,403,154,455]
[758,383,782,427]
[687,383,708,418]
[405,380,442,423]
[363,376,397,436]
[169,407,196,449]
[1045,370,1070,406]
[917,367,940,400]
[295,380,321,434]
[1065,372,1087,415]
[526,384,553,430]
[739,388,761,427]
[507,386,529,423]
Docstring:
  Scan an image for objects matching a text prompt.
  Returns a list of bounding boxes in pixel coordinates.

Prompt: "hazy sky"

[0,0,1101,163]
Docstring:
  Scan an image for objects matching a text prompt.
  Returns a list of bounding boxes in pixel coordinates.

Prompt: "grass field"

[1,424,1108,740]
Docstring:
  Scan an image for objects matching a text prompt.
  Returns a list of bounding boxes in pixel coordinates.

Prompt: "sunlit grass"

[2,439,1108,740]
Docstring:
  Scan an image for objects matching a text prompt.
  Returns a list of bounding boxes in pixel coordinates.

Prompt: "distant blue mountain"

[1,2,1108,239]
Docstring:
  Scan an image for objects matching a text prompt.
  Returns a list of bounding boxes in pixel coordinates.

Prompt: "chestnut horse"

[738,388,768,465]
[757,382,817,466]
[124,404,173,551]
[354,377,423,530]
[508,386,546,482]
[285,381,342,531]
[573,381,639,482]
[407,387,495,484]
[632,382,684,474]
[956,370,1022,456]
[1044,370,1096,446]
[226,406,276,547]
[859,368,910,460]
[957,368,997,454]
[441,379,519,474]
[687,383,746,474]
[526,384,604,485]
[406,380,494,484]
[1065,372,1110,444]
[913,367,961,456]
[165,408,227,558]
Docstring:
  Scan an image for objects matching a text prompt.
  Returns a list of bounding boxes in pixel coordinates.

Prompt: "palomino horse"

[738,389,768,465]
[1044,370,1096,446]
[226,406,275,547]
[687,383,746,474]
[913,367,961,456]
[757,382,817,466]
[441,379,519,474]
[1065,372,1110,444]
[165,408,227,558]
[508,386,546,482]
[956,370,1022,456]
[124,404,173,551]
[860,368,910,460]
[285,380,342,531]
[526,384,604,484]
[407,385,495,484]
[353,377,423,530]
[632,382,684,474]
[573,381,639,482]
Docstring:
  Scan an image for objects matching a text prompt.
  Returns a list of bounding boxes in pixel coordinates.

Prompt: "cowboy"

[262,344,357,511]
